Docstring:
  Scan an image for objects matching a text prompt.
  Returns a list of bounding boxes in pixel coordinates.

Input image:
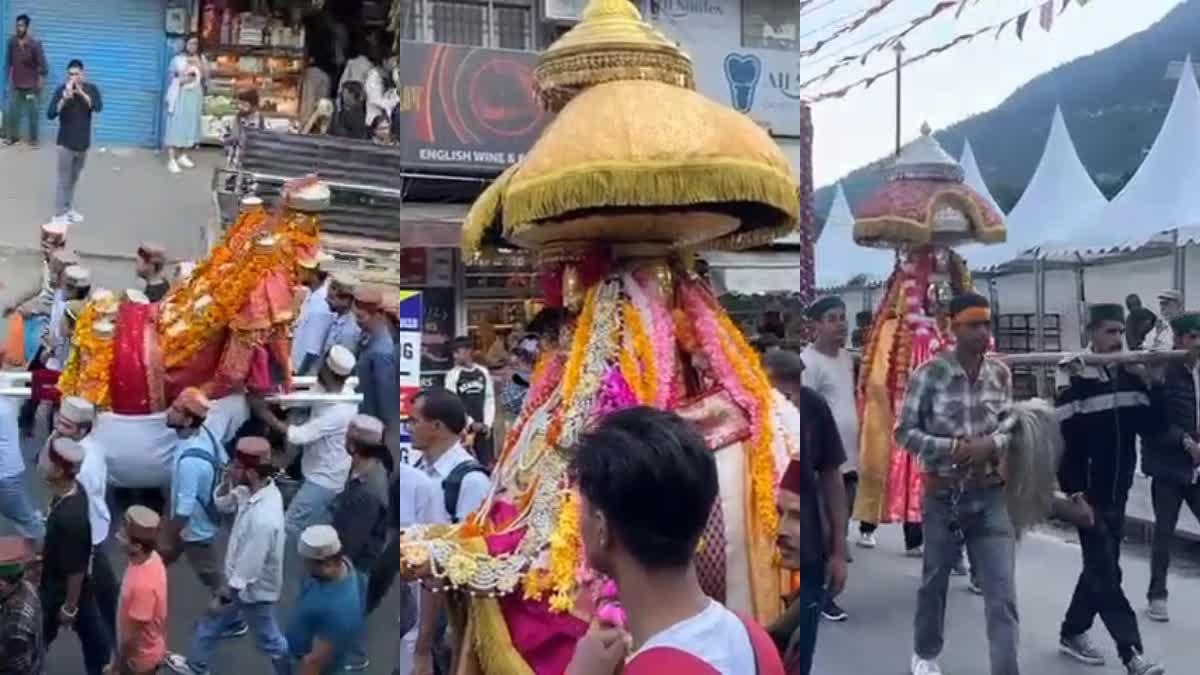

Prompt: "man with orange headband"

[894,293,1018,675]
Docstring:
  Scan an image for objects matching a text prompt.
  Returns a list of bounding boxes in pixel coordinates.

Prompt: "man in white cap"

[63,263,92,301]
[287,524,365,674]
[322,273,362,357]
[165,437,290,675]
[52,395,118,636]
[38,436,113,674]
[1148,290,1184,352]
[250,345,358,541]
[330,414,390,671]
[291,250,334,376]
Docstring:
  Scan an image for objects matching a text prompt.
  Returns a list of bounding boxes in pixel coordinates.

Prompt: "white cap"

[347,414,384,445]
[326,345,356,377]
[59,396,96,424]
[64,265,91,286]
[297,524,342,560]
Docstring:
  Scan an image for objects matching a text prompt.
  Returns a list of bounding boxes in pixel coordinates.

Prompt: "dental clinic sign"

[647,0,805,137]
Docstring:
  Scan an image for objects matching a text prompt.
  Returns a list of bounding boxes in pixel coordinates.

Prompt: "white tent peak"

[815,183,894,288]
[1056,53,1200,254]
[958,138,1002,217]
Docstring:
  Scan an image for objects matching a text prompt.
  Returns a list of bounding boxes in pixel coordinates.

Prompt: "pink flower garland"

[678,280,761,434]
[591,366,639,421]
[624,273,678,409]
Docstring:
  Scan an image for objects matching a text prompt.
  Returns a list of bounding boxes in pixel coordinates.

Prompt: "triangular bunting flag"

[994,18,1012,39]
[1040,1,1055,31]
[1076,0,1090,6]
[1060,0,1071,15]
[1016,10,1030,39]
[955,0,969,19]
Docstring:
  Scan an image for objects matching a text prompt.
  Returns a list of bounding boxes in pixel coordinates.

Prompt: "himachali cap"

[51,249,80,266]
[326,345,356,377]
[60,396,96,424]
[41,222,68,241]
[806,296,845,320]
[1088,303,1125,326]
[330,273,357,295]
[0,536,32,578]
[298,524,342,560]
[1170,312,1200,335]
[64,265,91,287]
[124,505,161,541]
[779,460,803,495]
[347,414,384,445]
[353,284,383,309]
[173,387,212,418]
[235,436,272,464]
[137,242,167,265]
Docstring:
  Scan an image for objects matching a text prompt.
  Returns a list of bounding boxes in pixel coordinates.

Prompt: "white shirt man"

[393,461,440,675]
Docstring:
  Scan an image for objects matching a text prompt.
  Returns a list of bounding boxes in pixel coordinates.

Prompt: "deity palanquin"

[396,2,810,674]
[58,178,329,413]
[852,126,1006,528]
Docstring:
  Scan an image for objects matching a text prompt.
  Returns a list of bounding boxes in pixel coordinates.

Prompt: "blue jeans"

[785,561,825,675]
[284,481,338,540]
[188,597,291,674]
[0,473,45,540]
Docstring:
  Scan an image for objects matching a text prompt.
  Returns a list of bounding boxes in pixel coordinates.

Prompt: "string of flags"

[804,0,1098,102]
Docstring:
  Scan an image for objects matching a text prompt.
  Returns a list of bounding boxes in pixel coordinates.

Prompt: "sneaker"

[821,599,848,622]
[50,214,70,226]
[164,653,208,675]
[910,653,942,675]
[906,545,924,558]
[168,159,182,174]
[178,154,196,169]
[1059,633,1105,666]
[66,210,84,224]
[217,621,249,639]
[1125,654,1166,675]
[951,556,967,577]
[1146,599,1169,623]
[343,657,370,671]
[857,532,877,549]
[967,577,983,596]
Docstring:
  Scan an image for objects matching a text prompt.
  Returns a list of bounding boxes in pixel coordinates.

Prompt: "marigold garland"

[543,489,582,613]
[545,285,598,447]
[57,302,114,408]
[620,302,656,404]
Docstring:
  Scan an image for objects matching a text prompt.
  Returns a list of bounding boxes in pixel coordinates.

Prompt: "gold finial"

[534,0,694,112]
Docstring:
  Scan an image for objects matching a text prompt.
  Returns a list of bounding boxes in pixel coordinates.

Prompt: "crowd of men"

[771,289,1200,675]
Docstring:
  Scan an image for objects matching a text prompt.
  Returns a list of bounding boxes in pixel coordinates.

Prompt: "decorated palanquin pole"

[396,1,810,673]
[850,126,1007,530]
[57,177,329,416]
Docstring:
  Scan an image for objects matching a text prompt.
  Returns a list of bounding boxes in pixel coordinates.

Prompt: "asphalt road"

[813,523,1200,674]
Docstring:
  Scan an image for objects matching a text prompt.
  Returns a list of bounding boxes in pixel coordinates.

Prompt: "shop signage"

[647,2,805,138]
[393,41,550,175]
[396,289,423,460]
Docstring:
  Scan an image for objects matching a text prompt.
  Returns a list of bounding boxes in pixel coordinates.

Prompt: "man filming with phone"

[47,58,102,227]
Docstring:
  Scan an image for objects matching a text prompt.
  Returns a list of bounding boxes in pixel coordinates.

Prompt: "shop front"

[0,0,173,147]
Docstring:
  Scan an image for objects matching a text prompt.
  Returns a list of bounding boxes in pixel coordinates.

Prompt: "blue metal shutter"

[3,0,166,147]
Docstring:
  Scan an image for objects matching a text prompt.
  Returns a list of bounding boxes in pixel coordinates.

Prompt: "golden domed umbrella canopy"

[853,124,1006,249]
[534,0,694,111]
[461,0,804,258]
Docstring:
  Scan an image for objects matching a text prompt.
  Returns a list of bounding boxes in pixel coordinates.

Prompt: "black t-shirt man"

[41,482,93,604]
[793,386,847,565]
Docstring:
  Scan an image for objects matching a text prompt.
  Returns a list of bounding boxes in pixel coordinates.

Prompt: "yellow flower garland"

[545,490,582,612]
[57,302,114,407]
[546,285,598,447]
[620,302,657,404]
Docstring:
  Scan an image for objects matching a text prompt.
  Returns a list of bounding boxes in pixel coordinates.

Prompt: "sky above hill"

[802,0,1184,186]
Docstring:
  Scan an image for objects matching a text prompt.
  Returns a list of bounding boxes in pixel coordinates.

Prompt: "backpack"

[177,426,226,524]
[442,460,489,524]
